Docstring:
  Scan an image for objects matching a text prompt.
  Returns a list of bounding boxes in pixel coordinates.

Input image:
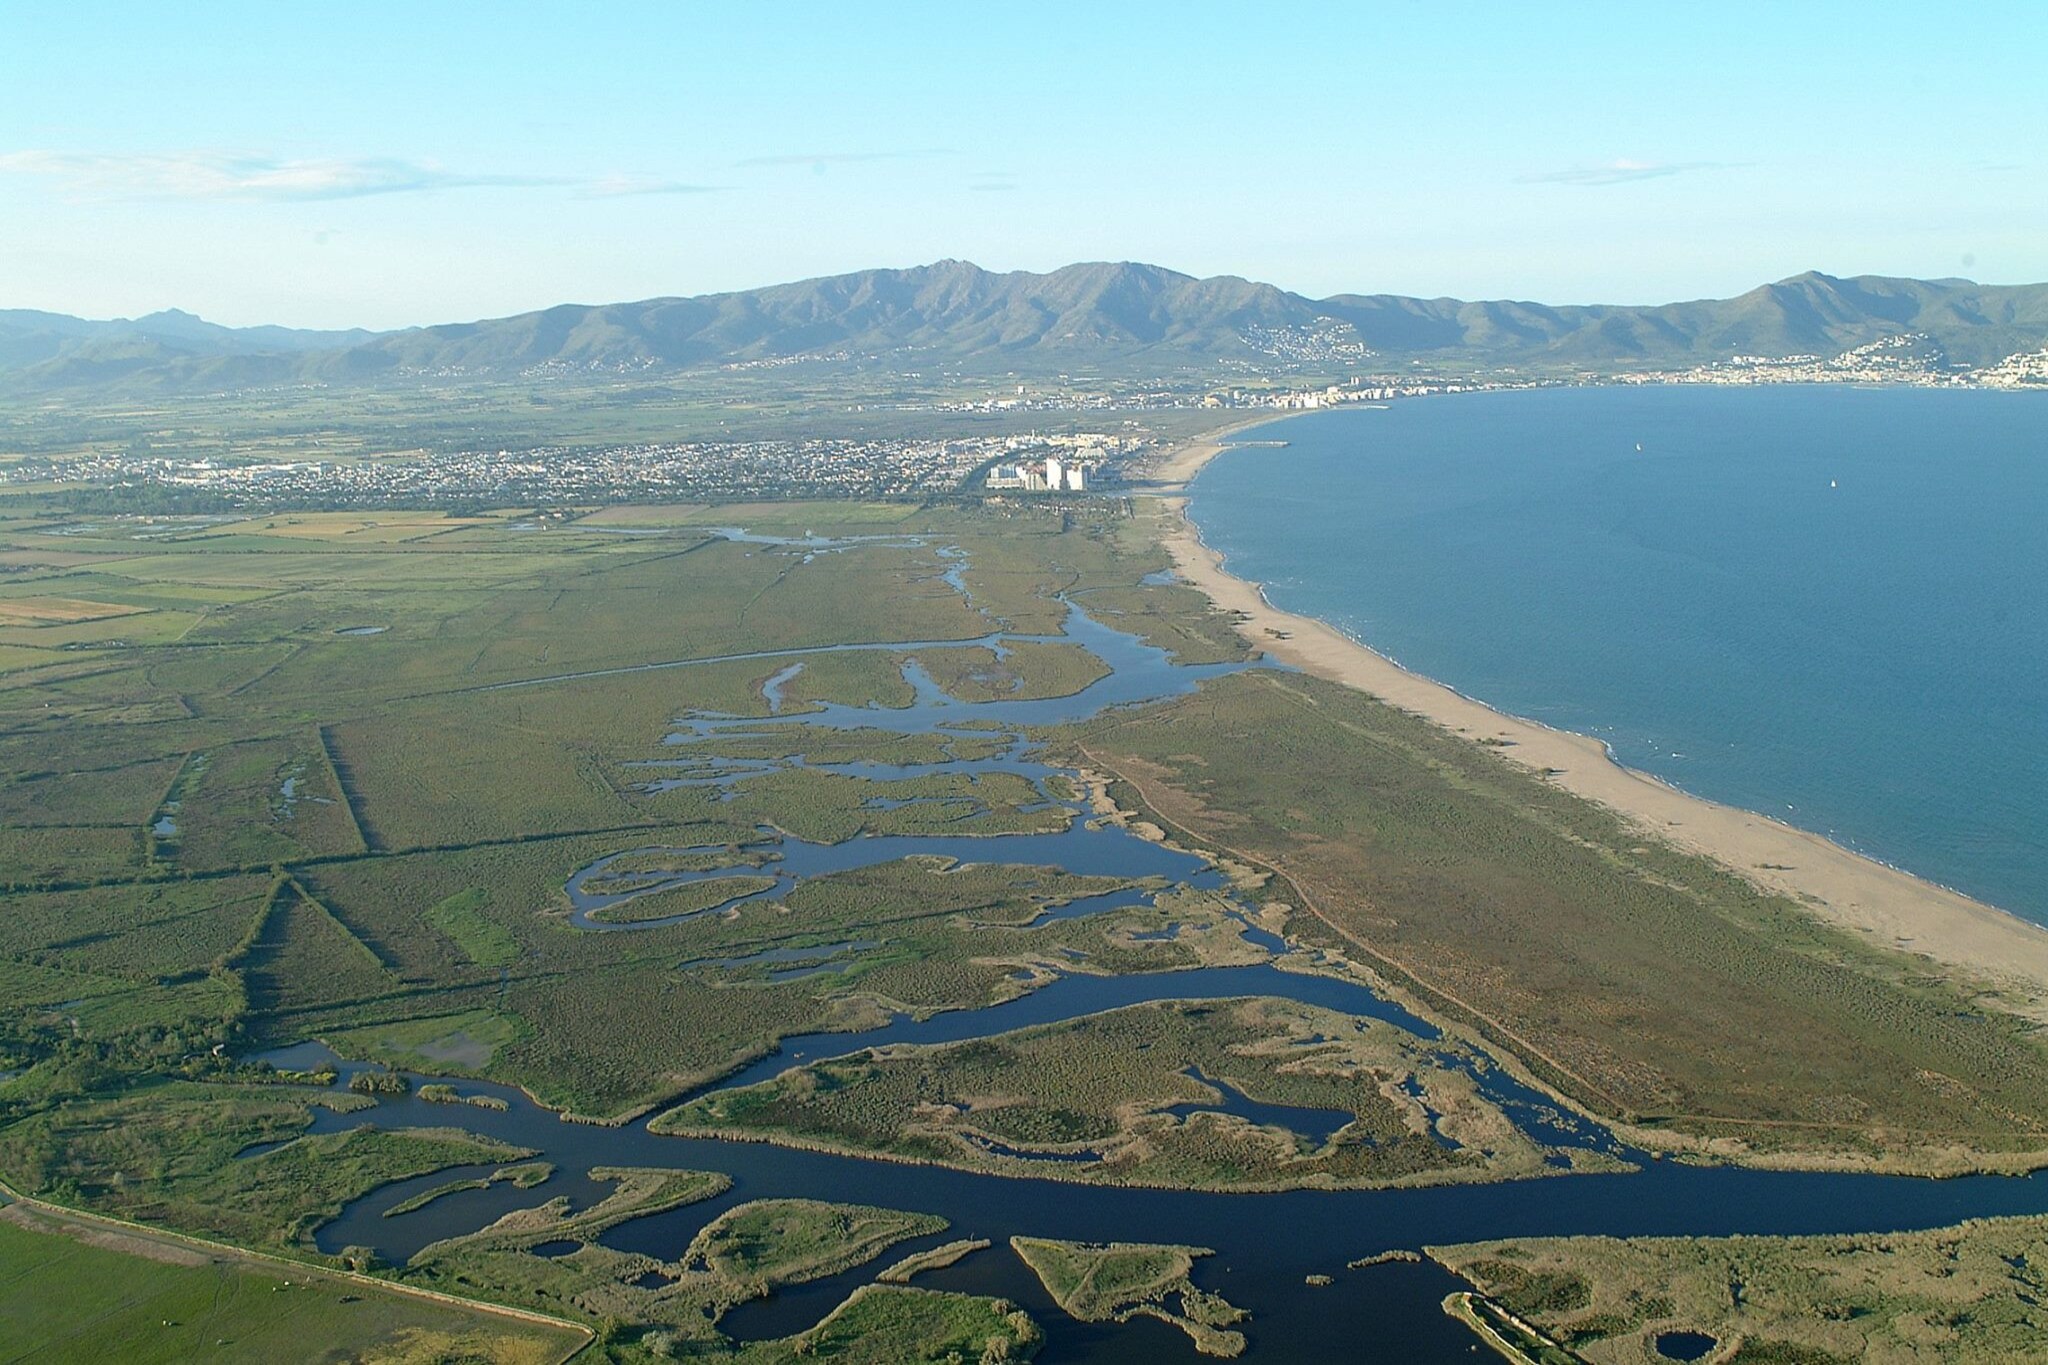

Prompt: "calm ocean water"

[1189,385,2048,924]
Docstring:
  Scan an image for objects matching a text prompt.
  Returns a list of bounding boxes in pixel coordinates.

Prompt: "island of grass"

[585,874,781,925]
[1430,1214,2048,1364]
[720,1283,1041,1364]
[879,1236,992,1283]
[912,639,1111,702]
[384,1161,553,1218]
[405,1178,1025,1358]
[654,996,1573,1190]
[1011,1236,1247,1356]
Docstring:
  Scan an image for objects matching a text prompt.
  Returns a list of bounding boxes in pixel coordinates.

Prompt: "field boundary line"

[309,719,371,854]
[316,722,382,852]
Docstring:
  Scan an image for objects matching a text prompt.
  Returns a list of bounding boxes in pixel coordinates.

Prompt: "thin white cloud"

[733,148,957,169]
[0,150,557,200]
[0,150,723,202]
[1519,158,1730,187]
[581,173,722,197]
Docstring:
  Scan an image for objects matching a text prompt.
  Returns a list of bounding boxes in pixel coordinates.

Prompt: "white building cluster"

[986,454,1088,492]
[1974,346,2048,388]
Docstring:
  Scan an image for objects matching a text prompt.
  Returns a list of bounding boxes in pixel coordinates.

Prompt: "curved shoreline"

[1150,428,2048,1019]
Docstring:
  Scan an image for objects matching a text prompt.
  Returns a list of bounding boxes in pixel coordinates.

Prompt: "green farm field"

[0,1200,585,1365]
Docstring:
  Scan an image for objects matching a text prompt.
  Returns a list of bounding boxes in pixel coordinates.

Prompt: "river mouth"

[262,531,2048,1362]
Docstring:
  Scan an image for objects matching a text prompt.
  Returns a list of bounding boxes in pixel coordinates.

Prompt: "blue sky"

[3,2,2044,328]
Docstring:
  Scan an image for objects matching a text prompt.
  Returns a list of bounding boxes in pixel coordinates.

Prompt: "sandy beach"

[1150,434,2048,1016]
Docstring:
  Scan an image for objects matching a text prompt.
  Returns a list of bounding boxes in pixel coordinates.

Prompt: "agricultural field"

[1430,1214,2048,1364]
[0,1201,586,1365]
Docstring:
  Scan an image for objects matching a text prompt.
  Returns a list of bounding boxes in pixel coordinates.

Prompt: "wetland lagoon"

[9,502,2048,1363]
[242,531,2048,1361]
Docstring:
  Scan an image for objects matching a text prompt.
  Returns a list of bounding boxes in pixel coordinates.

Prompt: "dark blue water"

[1191,386,2048,923]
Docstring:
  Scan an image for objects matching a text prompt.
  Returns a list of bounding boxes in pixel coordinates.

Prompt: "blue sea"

[1188,385,2048,924]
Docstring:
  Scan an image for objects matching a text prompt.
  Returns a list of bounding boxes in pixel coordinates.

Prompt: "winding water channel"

[272,531,2048,1362]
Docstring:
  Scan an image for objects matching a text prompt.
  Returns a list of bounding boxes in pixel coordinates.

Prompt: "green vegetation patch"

[1432,1216,2048,1365]
[405,1166,730,1325]
[323,1009,526,1074]
[0,1079,530,1249]
[165,734,364,870]
[240,882,404,1023]
[721,1283,1042,1364]
[0,874,273,981]
[659,996,1551,1190]
[407,1179,962,1354]
[1074,578,1251,667]
[878,1237,992,1284]
[1011,1236,1247,1357]
[1057,667,2048,1169]
[0,824,145,884]
[912,639,1111,703]
[0,753,182,830]
[425,888,522,968]
[587,874,780,925]
[384,1162,553,1218]
[717,767,1069,844]
[686,1198,947,1290]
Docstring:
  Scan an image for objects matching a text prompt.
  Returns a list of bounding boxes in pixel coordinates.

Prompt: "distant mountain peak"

[5,262,2046,391]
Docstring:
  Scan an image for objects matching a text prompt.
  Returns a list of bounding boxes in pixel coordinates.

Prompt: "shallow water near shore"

[1192,386,2048,924]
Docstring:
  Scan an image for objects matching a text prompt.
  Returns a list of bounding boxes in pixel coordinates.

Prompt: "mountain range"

[6,262,2047,392]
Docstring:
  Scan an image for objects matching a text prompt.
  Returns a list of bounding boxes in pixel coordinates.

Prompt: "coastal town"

[1619,333,2048,388]
[0,433,1083,508]
[4,334,2043,511]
